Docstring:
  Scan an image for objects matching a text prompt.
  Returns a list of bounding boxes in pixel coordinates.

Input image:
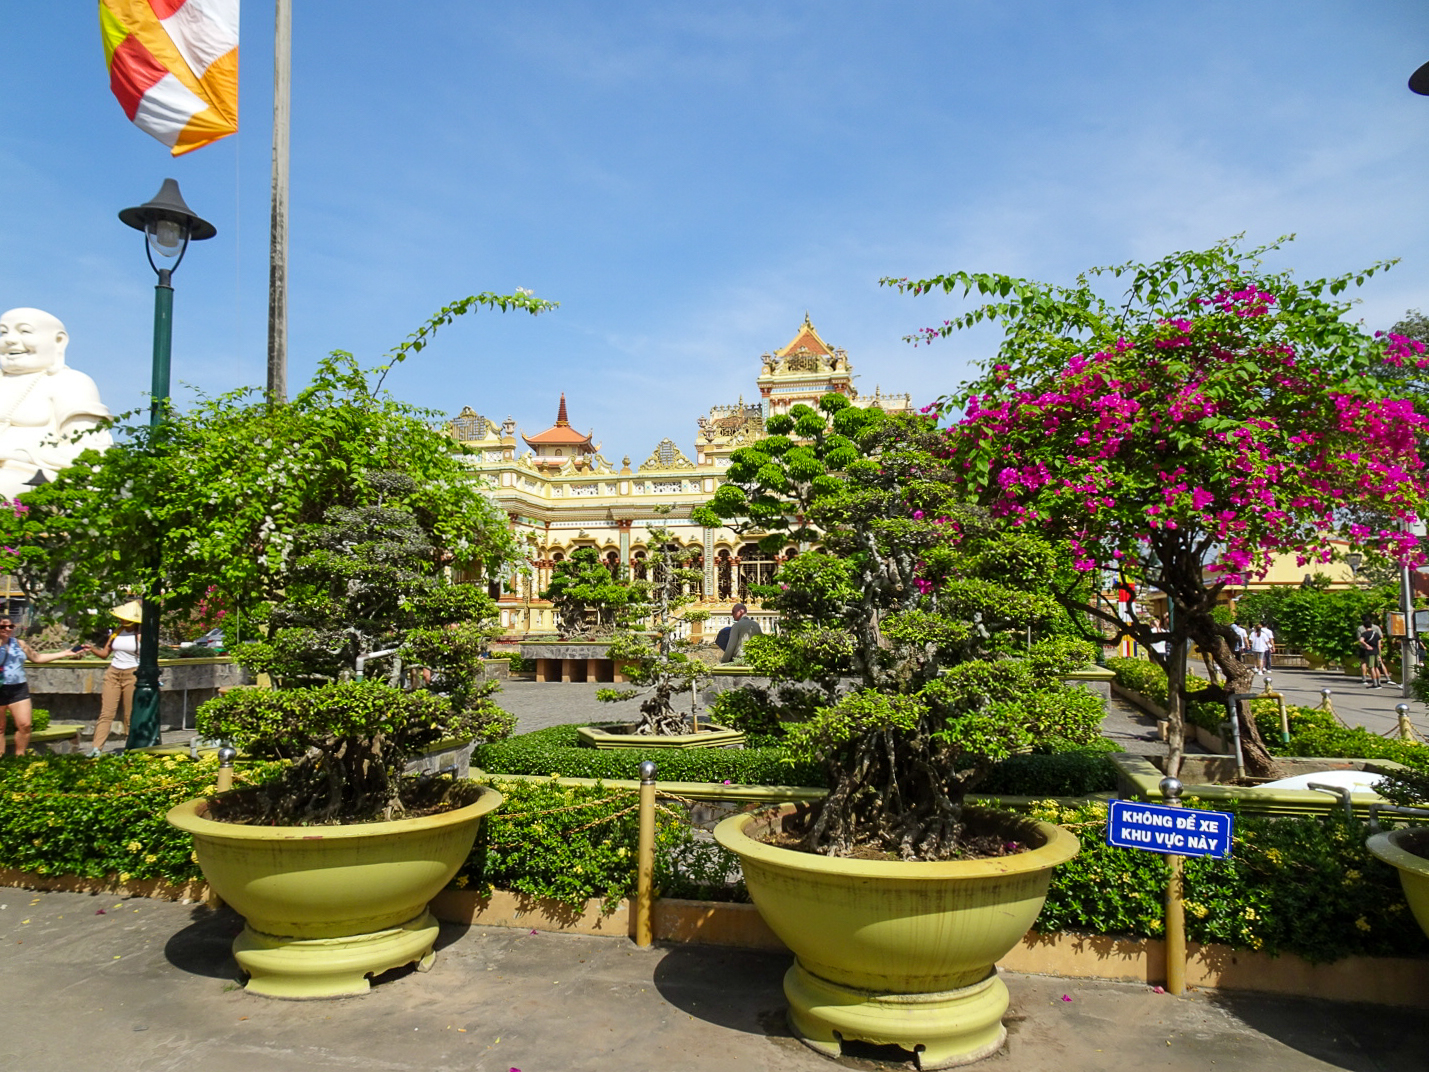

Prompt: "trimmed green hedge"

[976,752,1117,797]
[1030,798,1427,964]
[0,752,283,881]
[459,777,743,909]
[473,724,826,786]
[1253,701,1429,771]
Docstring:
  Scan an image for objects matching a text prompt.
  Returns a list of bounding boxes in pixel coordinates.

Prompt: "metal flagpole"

[267,0,291,404]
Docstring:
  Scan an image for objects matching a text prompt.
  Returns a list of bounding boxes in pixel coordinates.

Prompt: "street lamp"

[118,179,215,750]
[1411,61,1429,96]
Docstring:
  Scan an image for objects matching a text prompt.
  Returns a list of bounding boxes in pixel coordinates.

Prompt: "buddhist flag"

[99,1,239,156]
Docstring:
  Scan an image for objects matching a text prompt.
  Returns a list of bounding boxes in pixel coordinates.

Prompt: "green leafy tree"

[597,523,711,735]
[540,547,646,637]
[889,237,1429,776]
[695,403,1101,858]
[1,291,553,636]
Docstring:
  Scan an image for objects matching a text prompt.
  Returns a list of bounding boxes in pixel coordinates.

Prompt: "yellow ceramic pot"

[714,804,1079,1068]
[167,786,501,998]
[1366,826,1429,939]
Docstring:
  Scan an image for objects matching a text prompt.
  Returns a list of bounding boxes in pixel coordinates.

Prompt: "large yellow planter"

[714,804,1079,1068]
[1366,826,1429,939]
[167,786,501,998]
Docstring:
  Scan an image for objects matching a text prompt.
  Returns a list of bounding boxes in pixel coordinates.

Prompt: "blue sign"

[1106,800,1234,859]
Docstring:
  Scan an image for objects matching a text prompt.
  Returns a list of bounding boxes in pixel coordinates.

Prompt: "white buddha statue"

[0,308,112,500]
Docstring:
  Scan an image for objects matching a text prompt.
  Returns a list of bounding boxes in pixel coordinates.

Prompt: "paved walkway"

[1,889,1425,1072]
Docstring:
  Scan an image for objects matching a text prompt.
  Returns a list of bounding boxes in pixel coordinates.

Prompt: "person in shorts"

[0,619,90,756]
[1247,623,1275,673]
[1357,614,1385,688]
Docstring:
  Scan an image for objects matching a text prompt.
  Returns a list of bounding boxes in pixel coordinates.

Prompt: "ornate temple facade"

[449,316,912,635]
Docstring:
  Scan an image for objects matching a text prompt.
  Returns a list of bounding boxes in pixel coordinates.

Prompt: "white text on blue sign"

[1106,801,1234,859]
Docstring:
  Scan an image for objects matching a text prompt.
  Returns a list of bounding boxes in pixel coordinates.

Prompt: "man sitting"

[720,603,763,664]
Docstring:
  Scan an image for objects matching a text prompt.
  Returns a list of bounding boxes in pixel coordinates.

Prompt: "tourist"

[1248,623,1275,675]
[1357,614,1385,688]
[81,601,143,755]
[0,619,88,756]
[720,603,763,664]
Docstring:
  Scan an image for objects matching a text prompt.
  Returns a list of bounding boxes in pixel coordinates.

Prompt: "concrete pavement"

[2,889,1427,1072]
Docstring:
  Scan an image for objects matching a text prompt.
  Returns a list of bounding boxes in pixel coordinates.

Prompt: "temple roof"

[522,393,595,450]
[775,313,834,358]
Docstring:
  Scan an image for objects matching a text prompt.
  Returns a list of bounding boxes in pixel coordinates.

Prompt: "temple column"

[703,526,715,601]
[617,519,633,579]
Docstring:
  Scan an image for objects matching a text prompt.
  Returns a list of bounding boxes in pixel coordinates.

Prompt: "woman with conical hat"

[80,601,143,757]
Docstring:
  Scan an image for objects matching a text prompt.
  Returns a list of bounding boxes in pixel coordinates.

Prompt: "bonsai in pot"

[168,475,515,998]
[697,401,1099,1066]
[587,522,722,743]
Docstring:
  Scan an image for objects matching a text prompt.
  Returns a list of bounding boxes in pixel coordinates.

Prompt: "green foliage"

[1029,799,1428,963]
[0,753,283,881]
[975,753,1117,796]
[1252,701,1429,772]
[457,778,743,908]
[472,724,824,786]
[3,288,551,634]
[540,547,646,636]
[1235,586,1397,662]
[5,708,48,733]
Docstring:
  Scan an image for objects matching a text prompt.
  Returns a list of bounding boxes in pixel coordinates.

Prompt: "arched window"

[715,549,734,601]
[738,545,776,602]
[632,550,648,582]
[604,550,621,579]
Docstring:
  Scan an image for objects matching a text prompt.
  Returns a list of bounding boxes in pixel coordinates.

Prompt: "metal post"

[267,0,292,404]
[128,270,174,751]
[1160,776,1186,996]
[1402,520,1416,698]
[1397,703,1419,743]
[636,759,656,948]
[215,745,237,794]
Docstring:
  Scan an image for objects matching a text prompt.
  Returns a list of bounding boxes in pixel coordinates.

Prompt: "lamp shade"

[1411,60,1429,96]
[118,179,217,242]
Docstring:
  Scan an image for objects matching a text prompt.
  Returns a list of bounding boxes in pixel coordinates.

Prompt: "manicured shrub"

[472,724,826,786]
[458,777,742,908]
[1106,657,1224,731]
[977,752,1117,797]
[1252,700,1429,771]
[1030,798,1427,963]
[0,752,283,882]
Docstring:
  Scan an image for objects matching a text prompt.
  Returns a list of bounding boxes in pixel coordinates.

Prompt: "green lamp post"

[118,179,216,750]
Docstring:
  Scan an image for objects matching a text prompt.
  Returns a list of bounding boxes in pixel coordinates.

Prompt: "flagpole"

[267,0,291,404]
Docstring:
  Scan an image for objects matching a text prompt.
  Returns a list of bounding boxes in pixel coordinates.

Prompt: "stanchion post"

[1160,776,1186,996]
[215,745,236,794]
[636,759,656,948]
[1397,703,1416,743]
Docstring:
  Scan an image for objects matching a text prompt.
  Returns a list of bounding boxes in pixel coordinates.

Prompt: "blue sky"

[5,3,1429,458]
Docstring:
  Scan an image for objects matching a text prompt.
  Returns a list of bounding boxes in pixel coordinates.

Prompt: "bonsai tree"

[597,522,711,735]
[887,237,1429,776]
[196,471,515,825]
[695,400,1102,858]
[540,546,645,637]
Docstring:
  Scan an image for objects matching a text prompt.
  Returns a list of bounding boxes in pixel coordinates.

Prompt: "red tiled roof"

[523,393,595,449]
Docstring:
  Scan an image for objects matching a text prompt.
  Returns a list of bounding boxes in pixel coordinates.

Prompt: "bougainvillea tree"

[887,237,1429,776]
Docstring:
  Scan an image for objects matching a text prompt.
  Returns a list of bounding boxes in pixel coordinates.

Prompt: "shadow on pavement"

[162,903,244,981]
[652,942,792,1036]
[1206,991,1429,1072]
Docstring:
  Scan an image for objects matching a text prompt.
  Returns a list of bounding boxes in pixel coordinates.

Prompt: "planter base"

[785,960,1007,1069]
[234,910,440,999]
[575,723,745,750]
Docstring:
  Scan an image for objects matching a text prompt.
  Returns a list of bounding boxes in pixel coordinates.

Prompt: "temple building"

[449,316,912,636]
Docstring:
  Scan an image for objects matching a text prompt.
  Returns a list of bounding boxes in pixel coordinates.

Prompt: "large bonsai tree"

[695,400,1102,858]
[541,546,646,637]
[888,237,1429,776]
[198,474,515,824]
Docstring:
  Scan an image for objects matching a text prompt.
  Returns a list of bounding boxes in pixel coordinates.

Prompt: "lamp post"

[118,179,216,750]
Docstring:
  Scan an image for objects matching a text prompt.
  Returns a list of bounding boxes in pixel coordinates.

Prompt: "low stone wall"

[25,657,251,728]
